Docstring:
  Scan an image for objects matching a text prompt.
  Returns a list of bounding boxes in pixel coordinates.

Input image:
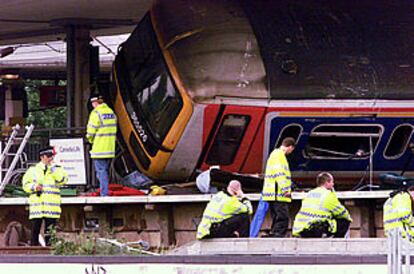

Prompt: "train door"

[200,105,266,173]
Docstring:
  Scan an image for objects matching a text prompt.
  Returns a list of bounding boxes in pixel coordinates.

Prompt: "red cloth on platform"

[85,184,146,196]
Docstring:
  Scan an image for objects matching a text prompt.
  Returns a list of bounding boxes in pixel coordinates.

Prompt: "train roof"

[152,0,414,102]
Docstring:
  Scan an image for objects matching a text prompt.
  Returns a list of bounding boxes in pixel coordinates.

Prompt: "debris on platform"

[85,184,146,196]
[196,167,262,194]
[3,184,28,197]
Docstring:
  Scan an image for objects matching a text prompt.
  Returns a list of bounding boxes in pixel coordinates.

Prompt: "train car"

[111,0,414,188]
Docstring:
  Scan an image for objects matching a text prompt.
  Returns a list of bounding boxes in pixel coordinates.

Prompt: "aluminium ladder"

[0,124,35,196]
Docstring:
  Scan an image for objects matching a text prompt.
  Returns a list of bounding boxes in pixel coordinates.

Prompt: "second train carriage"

[111,0,414,188]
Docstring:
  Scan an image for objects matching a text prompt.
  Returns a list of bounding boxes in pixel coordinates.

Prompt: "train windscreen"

[117,14,183,149]
[241,1,414,99]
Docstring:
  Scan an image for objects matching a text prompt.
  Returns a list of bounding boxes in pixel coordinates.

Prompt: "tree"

[25,79,67,129]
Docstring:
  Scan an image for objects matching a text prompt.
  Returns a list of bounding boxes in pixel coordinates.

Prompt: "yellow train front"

[111,0,414,187]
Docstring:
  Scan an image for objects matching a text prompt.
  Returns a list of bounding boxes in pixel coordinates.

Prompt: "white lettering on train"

[131,112,148,142]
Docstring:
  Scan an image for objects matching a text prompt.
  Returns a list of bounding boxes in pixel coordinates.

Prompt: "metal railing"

[0,126,94,190]
[388,229,414,274]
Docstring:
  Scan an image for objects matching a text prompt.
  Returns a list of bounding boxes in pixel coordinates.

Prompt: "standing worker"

[292,172,352,238]
[383,186,414,241]
[86,95,117,196]
[197,180,253,239]
[22,146,68,246]
[261,137,296,237]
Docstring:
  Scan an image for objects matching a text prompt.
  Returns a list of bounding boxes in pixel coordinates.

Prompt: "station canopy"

[0,34,129,73]
[0,0,151,76]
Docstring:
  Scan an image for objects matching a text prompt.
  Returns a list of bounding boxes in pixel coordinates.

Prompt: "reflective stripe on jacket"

[196,191,253,239]
[383,192,414,241]
[86,103,117,158]
[261,148,292,202]
[22,162,68,219]
[292,187,352,236]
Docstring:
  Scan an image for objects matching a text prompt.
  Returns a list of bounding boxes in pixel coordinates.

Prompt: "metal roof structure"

[0,0,151,46]
[0,34,129,77]
[0,0,152,78]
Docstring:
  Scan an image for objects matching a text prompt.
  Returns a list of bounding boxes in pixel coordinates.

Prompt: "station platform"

[0,190,392,251]
[168,237,388,256]
[0,238,391,274]
[0,190,392,205]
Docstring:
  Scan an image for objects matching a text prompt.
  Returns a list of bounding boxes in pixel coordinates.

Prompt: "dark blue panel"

[267,116,414,173]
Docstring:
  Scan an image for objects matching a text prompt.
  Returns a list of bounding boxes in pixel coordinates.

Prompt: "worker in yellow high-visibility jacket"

[383,186,414,241]
[23,146,68,246]
[197,180,253,239]
[261,137,296,237]
[86,95,117,196]
[292,172,352,238]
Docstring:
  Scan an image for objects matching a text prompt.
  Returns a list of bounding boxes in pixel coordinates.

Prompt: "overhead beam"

[0,19,136,46]
[50,18,137,27]
[0,28,65,43]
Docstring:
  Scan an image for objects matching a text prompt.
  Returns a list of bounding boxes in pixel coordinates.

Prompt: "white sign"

[50,138,87,185]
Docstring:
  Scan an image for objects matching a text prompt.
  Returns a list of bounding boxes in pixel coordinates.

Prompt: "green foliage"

[50,228,119,255]
[25,79,67,129]
[49,227,153,255]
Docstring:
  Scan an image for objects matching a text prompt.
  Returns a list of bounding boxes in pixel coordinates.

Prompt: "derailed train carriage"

[110,0,414,189]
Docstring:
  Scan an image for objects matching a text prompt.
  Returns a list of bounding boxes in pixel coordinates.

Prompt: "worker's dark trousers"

[208,213,250,238]
[31,218,57,246]
[269,201,289,237]
[298,219,351,238]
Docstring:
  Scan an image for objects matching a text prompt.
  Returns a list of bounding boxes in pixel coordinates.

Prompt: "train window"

[304,124,383,159]
[118,14,183,146]
[384,125,413,159]
[206,115,250,165]
[275,124,302,148]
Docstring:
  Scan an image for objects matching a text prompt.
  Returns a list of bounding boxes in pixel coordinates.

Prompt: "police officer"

[383,186,414,241]
[22,146,68,246]
[292,172,352,238]
[86,95,117,196]
[262,137,296,237]
[197,180,253,239]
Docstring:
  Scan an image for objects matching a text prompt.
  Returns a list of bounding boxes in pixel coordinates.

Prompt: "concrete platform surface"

[0,190,392,205]
[168,238,388,256]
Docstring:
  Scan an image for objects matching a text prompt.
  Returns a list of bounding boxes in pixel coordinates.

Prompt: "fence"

[388,229,414,274]
[0,127,94,189]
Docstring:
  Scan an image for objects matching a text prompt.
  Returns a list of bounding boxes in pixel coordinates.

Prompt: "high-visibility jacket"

[383,192,414,241]
[196,191,253,239]
[86,103,117,159]
[292,187,352,236]
[262,148,292,202]
[22,162,68,219]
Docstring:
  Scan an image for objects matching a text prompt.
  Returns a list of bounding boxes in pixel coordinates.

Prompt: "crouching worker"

[292,172,352,238]
[22,146,68,246]
[383,186,414,241]
[196,180,253,239]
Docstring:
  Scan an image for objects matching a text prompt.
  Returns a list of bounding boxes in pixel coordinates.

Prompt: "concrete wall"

[0,198,387,248]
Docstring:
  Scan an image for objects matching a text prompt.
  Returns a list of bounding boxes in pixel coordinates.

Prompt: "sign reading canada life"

[50,138,87,185]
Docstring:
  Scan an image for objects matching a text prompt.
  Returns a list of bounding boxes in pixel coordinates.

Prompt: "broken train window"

[275,124,302,148]
[304,124,383,160]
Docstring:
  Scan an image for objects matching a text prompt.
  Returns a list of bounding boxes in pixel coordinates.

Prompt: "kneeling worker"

[292,172,352,238]
[197,180,253,239]
[383,186,414,241]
